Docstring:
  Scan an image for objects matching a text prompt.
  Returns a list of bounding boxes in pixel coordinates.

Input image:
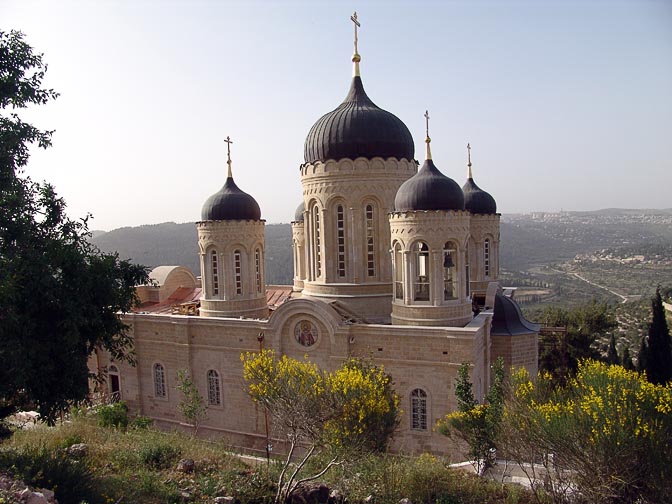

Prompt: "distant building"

[91,16,538,457]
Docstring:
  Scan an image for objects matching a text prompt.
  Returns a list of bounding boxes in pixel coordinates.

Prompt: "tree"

[176,369,207,434]
[606,334,620,365]
[621,345,635,371]
[241,350,399,503]
[0,30,149,423]
[436,358,505,475]
[641,286,672,385]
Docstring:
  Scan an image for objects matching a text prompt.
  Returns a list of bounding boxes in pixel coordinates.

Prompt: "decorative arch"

[411,240,430,302]
[443,240,458,300]
[393,240,404,301]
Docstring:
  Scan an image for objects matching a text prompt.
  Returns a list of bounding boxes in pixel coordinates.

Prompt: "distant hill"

[91,209,672,285]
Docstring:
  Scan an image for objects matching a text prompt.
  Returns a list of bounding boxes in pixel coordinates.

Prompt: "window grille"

[153,363,166,398]
[207,369,221,406]
[411,388,427,430]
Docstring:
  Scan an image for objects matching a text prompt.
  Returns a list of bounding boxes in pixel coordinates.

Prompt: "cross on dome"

[350,11,362,76]
[424,110,432,160]
[467,142,472,178]
[224,136,233,178]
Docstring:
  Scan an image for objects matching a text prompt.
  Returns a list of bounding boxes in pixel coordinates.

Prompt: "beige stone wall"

[96,301,499,459]
[467,214,500,298]
[491,332,538,378]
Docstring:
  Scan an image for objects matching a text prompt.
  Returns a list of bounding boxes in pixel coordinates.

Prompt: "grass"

[0,412,538,504]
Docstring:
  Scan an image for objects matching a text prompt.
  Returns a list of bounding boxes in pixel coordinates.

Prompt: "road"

[548,267,629,303]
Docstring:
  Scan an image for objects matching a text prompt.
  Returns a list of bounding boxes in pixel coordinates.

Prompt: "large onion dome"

[303,76,415,164]
[293,201,305,222]
[463,177,497,214]
[201,176,261,221]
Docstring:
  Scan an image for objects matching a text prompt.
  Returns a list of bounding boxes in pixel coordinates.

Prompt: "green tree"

[641,286,672,385]
[606,334,620,365]
[621,345,635,371]
[175,369,207,434]
[0,30,149,423]
[436,358,505,475]
[241,350,399,503]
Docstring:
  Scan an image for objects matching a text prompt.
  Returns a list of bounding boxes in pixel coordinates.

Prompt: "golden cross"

[224,136,233,177]
[467,142,472,166]
[424,110,430,140]
[351,11,361,56]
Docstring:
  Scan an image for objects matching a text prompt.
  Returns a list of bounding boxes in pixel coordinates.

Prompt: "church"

[93,14,539,457]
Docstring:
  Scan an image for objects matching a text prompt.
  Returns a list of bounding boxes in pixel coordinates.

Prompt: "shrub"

[131,415,153,430]
[97,401,128,430]
[138,441,182,470]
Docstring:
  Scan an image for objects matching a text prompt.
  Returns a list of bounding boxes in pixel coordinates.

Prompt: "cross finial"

[224,136,233,178]
[424,110,432,160]
[467,142,473,178]
[350,11,361,76]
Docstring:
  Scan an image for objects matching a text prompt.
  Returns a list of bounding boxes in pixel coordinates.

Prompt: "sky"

[4,0,672,230]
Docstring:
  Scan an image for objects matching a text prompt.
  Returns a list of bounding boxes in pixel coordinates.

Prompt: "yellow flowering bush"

[505,360,672,503]
[240,350,399,503]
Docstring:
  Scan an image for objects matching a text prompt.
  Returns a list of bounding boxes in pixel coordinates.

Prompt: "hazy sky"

[4,0,672,230]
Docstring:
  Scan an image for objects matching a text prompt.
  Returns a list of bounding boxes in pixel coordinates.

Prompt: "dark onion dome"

[294,201,305,222]
[394,158,465,212]
[303,76,415,164]
[463,177,497,214]
[491,294,540,336]
[201,176,261,221]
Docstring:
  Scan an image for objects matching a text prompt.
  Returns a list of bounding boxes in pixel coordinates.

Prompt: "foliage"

[537,300,616,384]
[175,369,207,434]
[0,30,149,423]
[138,441,182,470]
[96,402,129,430]
[503,361,672,503]
[606,334,619,365]
[639,286,672,385]
[0,445,99,504]
[241,350,399,503]
[436,358,505,475]
[131,415,154,430]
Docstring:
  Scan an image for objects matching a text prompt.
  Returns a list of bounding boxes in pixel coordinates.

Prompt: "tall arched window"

[394,242,403,300]
[410,388,428,431]
[207,369,221,406]
[413,241,430,301]
[443,241,458,300]
[153,363,166,398]
[312,205,322,278]
[365,204,376,277]
[465,242,470,298]
[234,250,242,295]
[484,238,491,278]
[255,248,262,293]
[336,205,346,278]
[108,364,121,401]
[211,250,219,296]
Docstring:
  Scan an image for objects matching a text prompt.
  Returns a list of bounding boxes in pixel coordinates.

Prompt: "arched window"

[153,363,166,398]
[312,205,322,278]
[108,364,121,401]
[211,250,219,296]
[410,388,428,431]
[255,248,262,293]
[365,204,376,277]
[465,242,470,298]
[484,238,491,278]
[443,241,458,300]
[336,205,346,278]
[207,369,221,406]
[234,249,242,295]
[394,242,403,300]
[413,241,430,301]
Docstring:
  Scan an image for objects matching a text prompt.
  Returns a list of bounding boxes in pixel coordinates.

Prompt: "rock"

[66,443,88,458]
[289,483,330,504]
[176,458,195,473]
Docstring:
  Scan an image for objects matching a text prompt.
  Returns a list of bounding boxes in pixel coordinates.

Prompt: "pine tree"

[621,346,635,371]
[643,286,672,385]
[606,334,620,365]
[637,336,648,373]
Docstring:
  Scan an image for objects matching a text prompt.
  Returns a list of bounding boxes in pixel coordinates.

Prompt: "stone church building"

[93,18,538,457]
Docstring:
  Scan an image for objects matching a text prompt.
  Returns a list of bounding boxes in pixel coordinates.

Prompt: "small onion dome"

[293,201,305,222]
[201,176,261,221]
[491,294,541,336]
[463,177,497,214]
[394,159,465,212]
[304,76,415,164]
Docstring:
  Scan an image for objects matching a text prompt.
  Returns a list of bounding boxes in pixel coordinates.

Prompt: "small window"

[207,369,221,406]
[153,363,166,398]
[255,248,262,294]
[211,250,219,296]
[234,250,242,295]
[411,388,428,431]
